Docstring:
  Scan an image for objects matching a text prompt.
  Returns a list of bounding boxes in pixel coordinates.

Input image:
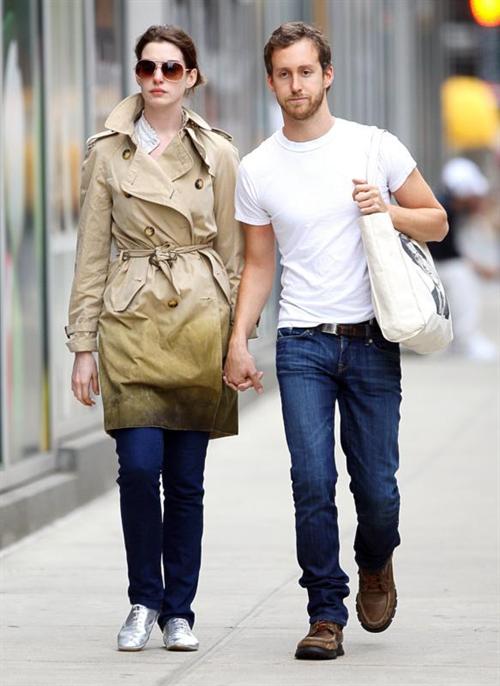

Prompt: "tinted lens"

[135,60,156,78]
[161,61,185,81]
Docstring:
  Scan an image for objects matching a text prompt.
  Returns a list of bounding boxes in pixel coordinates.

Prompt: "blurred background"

[0,0,499,547]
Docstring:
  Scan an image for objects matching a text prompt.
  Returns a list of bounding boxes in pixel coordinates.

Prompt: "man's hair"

[135,25,205,89]
[263,21,332,76]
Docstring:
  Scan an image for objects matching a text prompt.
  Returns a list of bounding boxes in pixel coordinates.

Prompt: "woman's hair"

[135,25,205,89]
[264,21,332,76]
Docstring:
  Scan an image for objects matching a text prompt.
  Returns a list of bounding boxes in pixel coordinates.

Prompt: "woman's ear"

[186,68,198,90]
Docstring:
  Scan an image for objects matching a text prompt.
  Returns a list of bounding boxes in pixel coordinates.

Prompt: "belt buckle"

[320,323,339,336]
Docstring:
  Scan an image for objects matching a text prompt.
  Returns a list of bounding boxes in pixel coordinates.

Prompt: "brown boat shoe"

[356,556,397,633]
[295,620,344,660]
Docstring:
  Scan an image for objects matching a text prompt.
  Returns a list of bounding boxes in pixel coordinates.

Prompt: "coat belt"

[117,243,218,296]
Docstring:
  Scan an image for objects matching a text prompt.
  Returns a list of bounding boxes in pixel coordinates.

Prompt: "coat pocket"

[108,258,149,312]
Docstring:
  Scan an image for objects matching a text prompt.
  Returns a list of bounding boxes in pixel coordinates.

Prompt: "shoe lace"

[310,621,339,637]
[130,604,146,624]
[169,618,189,631]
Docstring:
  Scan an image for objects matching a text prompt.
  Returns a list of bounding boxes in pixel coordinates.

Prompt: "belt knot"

[149,247,178,267]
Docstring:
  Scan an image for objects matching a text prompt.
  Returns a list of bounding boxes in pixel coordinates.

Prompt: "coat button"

[144,226,155,237]
[122,149,131,160]
[194,178,204,189]
[167,299,178,308]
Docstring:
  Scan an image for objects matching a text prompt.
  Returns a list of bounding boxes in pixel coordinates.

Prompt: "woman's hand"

[71,352,100,406]
[223,341,264,394]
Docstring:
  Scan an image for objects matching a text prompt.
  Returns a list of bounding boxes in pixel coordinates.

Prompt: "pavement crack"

[155,571,297,686]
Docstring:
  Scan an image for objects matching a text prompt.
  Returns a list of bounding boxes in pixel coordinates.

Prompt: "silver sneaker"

[163,617,199,651]
[117,604,159,651]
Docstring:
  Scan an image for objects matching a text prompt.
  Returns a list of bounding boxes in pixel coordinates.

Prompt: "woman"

[67,25,242,652]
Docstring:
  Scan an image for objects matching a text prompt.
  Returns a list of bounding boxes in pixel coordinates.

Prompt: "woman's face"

[136,40,197,110]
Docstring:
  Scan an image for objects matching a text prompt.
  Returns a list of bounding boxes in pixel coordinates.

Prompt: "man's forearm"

[230,262,275,345]
[388,205,448,243]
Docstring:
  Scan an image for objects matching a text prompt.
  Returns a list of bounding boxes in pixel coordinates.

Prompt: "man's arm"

[223,223,276,394]
[353,168,448,243]
[390,168,448,242]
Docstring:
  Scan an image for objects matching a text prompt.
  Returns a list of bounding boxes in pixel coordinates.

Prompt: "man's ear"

[324,64,334,88]
[267,74,276,94]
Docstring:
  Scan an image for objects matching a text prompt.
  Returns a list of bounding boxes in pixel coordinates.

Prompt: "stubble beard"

[279,87,326,121]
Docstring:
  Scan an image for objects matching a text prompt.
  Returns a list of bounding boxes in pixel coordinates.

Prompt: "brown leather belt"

[317,319,379,338]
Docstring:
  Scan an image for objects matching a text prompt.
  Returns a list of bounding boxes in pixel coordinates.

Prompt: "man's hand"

[223,341,264,394]
[71,352,100,406]
[352,178,388,215]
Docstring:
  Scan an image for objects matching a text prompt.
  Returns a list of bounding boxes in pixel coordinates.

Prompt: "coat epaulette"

[85,129,119,155]
[209,126,233,142]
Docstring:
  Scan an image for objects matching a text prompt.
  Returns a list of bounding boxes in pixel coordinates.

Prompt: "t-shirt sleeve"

[234,161,271,226]
[379,131,417,193]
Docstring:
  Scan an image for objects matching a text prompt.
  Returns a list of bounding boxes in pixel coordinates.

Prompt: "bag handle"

[366,127,386,186]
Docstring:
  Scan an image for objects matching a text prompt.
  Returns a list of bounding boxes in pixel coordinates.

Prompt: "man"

[224,22,447,660]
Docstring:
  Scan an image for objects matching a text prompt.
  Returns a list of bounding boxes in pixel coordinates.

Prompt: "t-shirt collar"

[275,118,340,152]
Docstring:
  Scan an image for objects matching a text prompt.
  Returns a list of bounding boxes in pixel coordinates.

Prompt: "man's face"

[267,38,333,121]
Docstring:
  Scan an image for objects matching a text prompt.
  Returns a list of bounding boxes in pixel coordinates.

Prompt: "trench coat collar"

[104,93,216,173]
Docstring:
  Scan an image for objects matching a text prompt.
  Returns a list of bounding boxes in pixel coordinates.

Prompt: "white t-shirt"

[235,117,416,328]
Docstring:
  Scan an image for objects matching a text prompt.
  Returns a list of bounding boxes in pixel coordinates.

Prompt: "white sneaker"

[163,617,199,651]
[117,604,159,651]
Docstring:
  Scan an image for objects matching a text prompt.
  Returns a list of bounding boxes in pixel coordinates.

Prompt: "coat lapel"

[183,124,216,177]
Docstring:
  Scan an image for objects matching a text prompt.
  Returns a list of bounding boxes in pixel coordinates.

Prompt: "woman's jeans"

[112,427,209,629]
[276,326,402,627]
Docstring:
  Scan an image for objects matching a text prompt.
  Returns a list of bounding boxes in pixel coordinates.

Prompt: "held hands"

[71,352,100,406]
[223,342,264,395]
[352,178,388,215]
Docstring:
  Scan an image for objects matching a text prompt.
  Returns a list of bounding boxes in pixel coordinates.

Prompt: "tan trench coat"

[66,94,243,438]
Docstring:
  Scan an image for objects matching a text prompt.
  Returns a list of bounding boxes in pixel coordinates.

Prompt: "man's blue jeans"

[112,428,209,629]
[276,326,402,627]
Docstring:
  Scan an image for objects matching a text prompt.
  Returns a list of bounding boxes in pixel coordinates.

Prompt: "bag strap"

[366,127,386,186]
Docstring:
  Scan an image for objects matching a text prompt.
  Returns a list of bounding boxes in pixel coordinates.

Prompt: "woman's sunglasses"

[135,59,191,82]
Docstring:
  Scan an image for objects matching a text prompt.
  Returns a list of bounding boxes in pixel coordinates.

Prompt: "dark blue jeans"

[112,427,209,629]
[276,326,402,627]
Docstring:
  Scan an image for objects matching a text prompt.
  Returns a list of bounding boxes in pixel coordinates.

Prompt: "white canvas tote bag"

[358,128,453,354]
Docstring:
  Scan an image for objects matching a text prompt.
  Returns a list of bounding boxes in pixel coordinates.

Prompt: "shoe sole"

[165,644,199,652]
[295,644,344,660]
[118,644,146,651]
[356,590,398,633]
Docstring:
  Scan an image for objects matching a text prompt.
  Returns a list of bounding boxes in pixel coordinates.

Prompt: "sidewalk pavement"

[1,306,499,686]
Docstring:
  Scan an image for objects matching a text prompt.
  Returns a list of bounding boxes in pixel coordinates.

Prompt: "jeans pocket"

[277,327,314,340]
[369,335,400,356]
